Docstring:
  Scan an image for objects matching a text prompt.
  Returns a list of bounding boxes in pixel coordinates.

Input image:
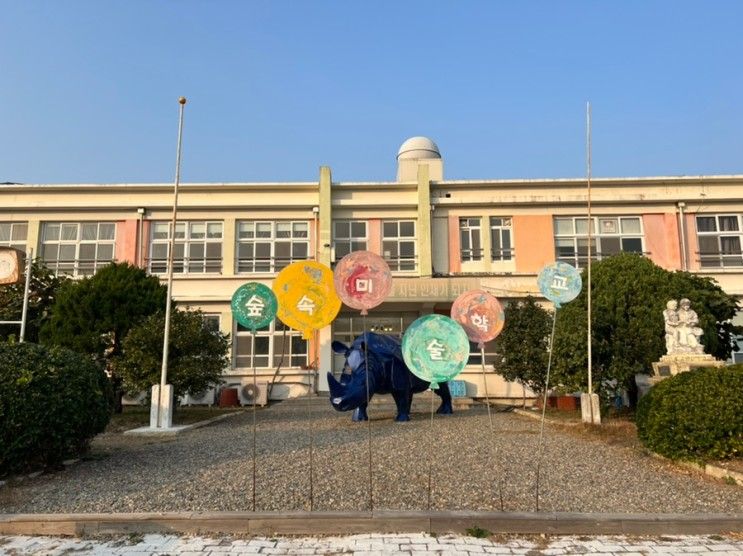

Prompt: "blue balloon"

[537,262,582,308]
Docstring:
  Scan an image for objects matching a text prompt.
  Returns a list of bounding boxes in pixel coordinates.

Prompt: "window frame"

[332,220,368,262]
[459,217,483,262]
[40,221,116,276]
[235,220,310,274]
[553,216,644,268]
[696,214,743,268]
[382,219,417,271]
[148,220,223,275]
[489,217,513,262]
[0,222,28,254]
[233,318,308,369]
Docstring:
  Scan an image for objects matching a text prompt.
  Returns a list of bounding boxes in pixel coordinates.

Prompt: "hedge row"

[0,343,112,475]
[636,365,743,461]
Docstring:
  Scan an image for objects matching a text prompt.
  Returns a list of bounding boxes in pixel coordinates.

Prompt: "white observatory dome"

[397,136,441,160]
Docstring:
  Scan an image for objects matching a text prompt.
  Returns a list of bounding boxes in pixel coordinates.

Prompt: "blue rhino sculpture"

[327,332,453,422]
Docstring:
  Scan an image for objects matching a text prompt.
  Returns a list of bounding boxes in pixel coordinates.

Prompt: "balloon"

[333,251,393,315]
[402,314,470,388]
[450,290,505,348]
[231,282,278,333]
[537,262,582,308]
[273,261,342,339]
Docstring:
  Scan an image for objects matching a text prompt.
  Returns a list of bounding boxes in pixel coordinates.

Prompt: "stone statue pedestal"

[652,353,725,377]
[637,353,725,398]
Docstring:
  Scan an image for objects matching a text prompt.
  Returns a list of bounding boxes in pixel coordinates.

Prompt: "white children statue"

[663,298,704,355]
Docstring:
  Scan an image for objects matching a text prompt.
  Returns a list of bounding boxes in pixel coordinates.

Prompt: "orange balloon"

[273,261,341,339]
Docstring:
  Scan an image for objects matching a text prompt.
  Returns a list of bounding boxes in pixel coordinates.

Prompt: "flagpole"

[582,101,600,425]
[586,101,592,400]
[154,96,187,429]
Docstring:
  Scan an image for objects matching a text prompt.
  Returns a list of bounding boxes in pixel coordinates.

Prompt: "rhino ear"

[332,341,349,354]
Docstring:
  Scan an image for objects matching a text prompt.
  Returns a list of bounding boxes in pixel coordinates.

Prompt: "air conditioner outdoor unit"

[122,391,147,405]
[239,380,269,407]
[182,389,215,406]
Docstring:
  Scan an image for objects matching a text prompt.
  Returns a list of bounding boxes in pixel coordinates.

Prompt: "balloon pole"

[251,332,257,512]
[427,380,435,511]
[361,313,374,511]
[307,331,315,512]
[535,309,558,512]
[480,345,504,511]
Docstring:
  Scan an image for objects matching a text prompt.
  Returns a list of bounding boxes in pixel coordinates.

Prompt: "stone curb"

[122,411,242,436]
[0,511,741,536]
[512,409,743,486]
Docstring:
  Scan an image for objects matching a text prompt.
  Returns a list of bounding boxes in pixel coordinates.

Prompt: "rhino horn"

[327,372,346,401]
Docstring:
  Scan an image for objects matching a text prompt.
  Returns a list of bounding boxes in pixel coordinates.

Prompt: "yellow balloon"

[273,261,342,339]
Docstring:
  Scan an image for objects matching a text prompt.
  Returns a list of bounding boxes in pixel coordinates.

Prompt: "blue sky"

[2,1,742,183]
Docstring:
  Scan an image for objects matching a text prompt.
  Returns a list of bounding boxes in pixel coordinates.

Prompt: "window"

[40,222,115,276]
[553,216,643,267]
[467,340,497,366]
[149,221,223,274]
[696,214,743,268]
[234,319,307,369]
[202,314,221,333]
[490,217,513,261]
[333,221,367,261]
[236,221,309,273]
[459,218,482,262]
[382,220,416,271]
[0,222,27,253]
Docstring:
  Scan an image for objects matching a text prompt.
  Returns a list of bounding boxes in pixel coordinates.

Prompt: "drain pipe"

[677,201,688,271]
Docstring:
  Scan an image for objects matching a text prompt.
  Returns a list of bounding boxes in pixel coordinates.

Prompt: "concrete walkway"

[2,532,743,555]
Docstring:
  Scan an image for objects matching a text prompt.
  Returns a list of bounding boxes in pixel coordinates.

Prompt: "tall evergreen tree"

[40,262,167,363]
[493,296,553,407]
[551,253,741,407]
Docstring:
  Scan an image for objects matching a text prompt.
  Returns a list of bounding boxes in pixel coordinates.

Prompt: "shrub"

[552,253,741,407]
[0,342,112,476]
[636,366,743,461]
[115,309,230,400]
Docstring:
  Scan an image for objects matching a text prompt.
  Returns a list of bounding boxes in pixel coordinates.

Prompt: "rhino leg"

[352,404,369,422]
[434,382,454,415]
[392,391,412,422]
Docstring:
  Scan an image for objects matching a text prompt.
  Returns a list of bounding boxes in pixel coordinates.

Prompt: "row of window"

[215,315,495,370]
[3,214,743,275]
[0,219,417,276]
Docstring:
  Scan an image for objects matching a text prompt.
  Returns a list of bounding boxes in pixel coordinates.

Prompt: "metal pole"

[480,345,504,511]
[427,382,434,511]
[158,96,187,427]
[535,310,558,511]
[251,332,257,512]
[586,102,593,398]
[362,314,373,511]
[19,248,34,343]
[307,333,315,512]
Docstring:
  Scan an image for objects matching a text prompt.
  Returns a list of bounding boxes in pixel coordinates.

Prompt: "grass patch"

[465,525,491,538]
[106,406,241,433]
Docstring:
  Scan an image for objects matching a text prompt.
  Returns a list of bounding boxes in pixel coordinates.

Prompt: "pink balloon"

[450,290,505,348]
[333,251,393,315]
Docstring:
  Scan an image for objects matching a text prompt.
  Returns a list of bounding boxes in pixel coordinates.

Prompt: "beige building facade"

[2,137,742,402]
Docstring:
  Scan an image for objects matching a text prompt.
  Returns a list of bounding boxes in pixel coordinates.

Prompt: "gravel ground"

[1,399,742,514]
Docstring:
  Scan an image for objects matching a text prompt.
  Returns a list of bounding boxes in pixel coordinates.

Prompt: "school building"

[2,136,742,402]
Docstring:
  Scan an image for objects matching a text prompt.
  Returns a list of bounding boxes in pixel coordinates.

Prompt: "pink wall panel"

[642,214,682,270]
[115,220,139,265]
[513,215,554,273]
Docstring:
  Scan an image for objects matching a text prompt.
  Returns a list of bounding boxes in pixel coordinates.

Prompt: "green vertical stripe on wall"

[417,164,432,277]
[318,166,332,267]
